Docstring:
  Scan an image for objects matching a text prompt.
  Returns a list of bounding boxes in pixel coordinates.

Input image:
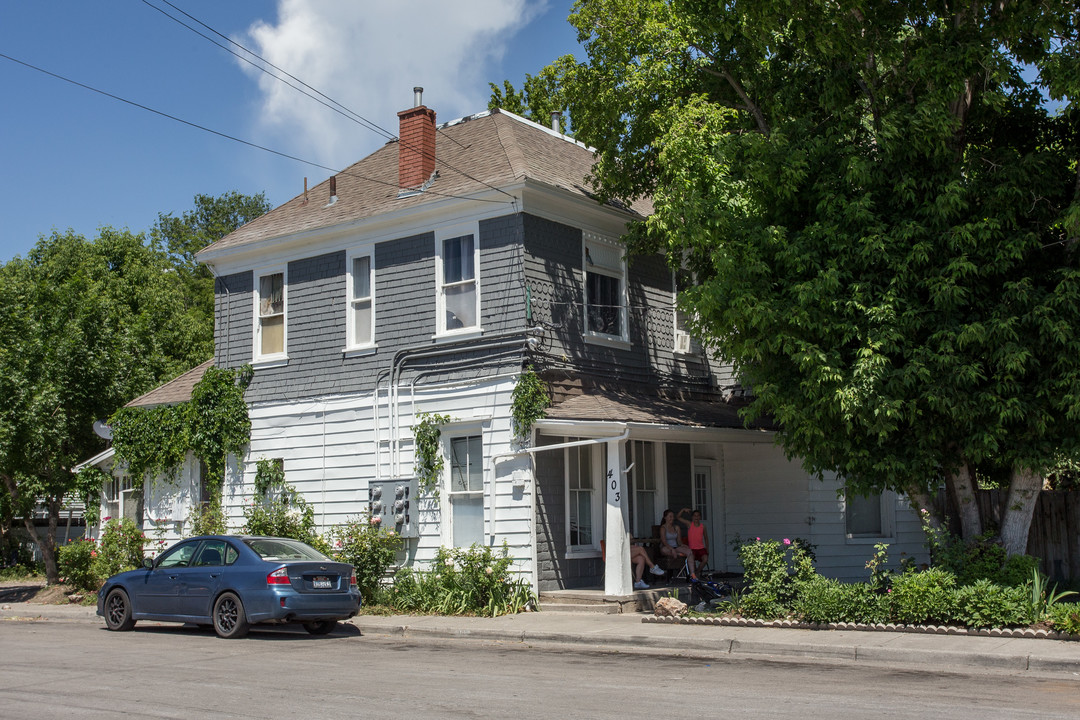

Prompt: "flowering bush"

[95,518,146,580]
[327,515,402,603]
[58,519,147,593]
[736,536,816,619]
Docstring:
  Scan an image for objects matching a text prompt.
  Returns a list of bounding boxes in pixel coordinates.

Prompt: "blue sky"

[0,1,581,263]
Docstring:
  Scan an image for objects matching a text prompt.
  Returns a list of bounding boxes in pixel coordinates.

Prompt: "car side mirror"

[142,557,154,570]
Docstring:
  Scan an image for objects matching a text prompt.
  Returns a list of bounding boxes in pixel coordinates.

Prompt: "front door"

[693,462,724,572]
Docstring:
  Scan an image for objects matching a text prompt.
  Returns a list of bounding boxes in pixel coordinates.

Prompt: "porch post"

[603,436,632,597]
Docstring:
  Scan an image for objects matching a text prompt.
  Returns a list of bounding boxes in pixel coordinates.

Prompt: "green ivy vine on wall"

[511,366,550,442]
[110,365,253,505]
[413,412,451,496]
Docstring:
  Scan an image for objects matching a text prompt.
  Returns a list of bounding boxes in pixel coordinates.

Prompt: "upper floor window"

[583,234,628,344]
[255,269,286,361]
[346,250,375,350]
[673,266,702,355]
[436,225,480,336]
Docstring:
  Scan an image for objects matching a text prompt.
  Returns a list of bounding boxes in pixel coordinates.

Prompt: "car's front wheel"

[213,592,250,639]
[303,620,337,635]
[103,588,136,631]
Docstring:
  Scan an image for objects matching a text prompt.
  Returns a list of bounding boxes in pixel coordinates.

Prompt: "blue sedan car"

[97,535,361,638]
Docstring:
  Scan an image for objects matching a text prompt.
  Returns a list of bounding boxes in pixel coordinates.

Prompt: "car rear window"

[244,538,330,562]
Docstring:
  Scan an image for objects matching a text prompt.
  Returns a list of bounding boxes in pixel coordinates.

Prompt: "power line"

[0,52,514,206]
[141,0,515,200]
[140,0,393,141]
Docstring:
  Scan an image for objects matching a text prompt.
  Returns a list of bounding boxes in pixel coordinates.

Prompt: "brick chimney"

[397,86,436,190]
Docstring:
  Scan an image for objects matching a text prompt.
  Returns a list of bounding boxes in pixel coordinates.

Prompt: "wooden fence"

[974,490,1080,582]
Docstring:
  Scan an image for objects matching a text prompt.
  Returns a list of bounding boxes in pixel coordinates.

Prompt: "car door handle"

[168,575,178,580]
[209,574,220,579]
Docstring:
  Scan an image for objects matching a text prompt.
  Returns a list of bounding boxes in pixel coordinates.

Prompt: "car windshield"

[244,538,330,562]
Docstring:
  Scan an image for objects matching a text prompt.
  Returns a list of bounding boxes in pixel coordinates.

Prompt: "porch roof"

[124,359,214,408]
[544,391,774,430]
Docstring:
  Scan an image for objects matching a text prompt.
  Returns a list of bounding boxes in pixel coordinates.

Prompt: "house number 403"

[608,469,619,502]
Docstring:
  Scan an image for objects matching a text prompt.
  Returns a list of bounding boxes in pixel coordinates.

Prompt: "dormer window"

[435,224,481,337]
[583,233,628,346]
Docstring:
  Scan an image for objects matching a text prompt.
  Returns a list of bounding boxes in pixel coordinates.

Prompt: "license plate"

[313,577,331,589]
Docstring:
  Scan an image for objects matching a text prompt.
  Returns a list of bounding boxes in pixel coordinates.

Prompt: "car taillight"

[350,572,357,587]
[267,567,291,586]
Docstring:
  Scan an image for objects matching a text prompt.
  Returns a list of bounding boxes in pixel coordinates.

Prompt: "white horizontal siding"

[717,442,927,581]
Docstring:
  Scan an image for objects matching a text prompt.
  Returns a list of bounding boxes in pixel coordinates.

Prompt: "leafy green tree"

[556,0,1079,555]
[489,56,576,133]
[151,191,269,360]
[0,192,266,582]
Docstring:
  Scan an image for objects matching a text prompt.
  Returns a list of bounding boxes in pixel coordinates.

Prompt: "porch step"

[538,589,648,614]
[539,602,621,614]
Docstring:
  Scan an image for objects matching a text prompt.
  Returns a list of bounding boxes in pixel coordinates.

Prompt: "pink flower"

[755,537,760,541]
[783,538,791,546]
[90,551,97,558]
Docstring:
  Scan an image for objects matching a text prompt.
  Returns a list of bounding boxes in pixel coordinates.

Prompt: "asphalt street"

[2,621,1079,719]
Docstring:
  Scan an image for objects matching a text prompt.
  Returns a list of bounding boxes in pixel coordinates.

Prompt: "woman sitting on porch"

[659,509,697,579]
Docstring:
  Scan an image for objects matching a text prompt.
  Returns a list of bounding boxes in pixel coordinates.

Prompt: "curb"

[352,620,1080,674]
[644,615,1080,641]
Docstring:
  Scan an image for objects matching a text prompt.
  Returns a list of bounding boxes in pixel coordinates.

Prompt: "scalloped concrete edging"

[643,614,1080,641]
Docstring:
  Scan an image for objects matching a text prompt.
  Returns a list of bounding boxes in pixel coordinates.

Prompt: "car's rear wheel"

[213,592,249,639]
[103,588,136,631]
[303,620,337,635]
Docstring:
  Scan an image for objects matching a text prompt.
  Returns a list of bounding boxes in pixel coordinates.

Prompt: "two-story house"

[88,91,927,594]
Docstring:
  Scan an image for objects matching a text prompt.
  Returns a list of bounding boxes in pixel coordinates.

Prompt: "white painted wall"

[716,441,927,582]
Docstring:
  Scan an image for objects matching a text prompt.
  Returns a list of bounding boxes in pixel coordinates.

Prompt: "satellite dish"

[93,419,113,440]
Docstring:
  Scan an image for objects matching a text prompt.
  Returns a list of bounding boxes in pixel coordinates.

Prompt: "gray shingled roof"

[198,109,651,257]
[125,359,214,408]
[545,391,773,431]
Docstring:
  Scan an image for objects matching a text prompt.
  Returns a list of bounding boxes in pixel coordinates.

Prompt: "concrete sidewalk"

[3,599,1078,676]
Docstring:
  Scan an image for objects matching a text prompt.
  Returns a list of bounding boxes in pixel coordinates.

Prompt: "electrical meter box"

[368,479,418,538]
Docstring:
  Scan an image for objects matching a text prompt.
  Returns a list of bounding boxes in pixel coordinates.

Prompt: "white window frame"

[583,232,629,347]
[344,246,376,354]
[253,266,288,365]
[443,424,486,548]
[629,440,659,537]
[844,489,896,543]
[565,441,604,555]
[673,265,702,356]
[434,223,481,339]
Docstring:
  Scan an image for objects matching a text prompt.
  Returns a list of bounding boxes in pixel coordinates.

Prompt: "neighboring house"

[87,92,926,592]
[78,360,215,546]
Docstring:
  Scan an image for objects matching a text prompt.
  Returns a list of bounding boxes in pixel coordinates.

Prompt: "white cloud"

[237,0,541,172]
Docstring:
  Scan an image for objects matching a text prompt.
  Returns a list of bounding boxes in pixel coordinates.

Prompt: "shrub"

[328,515,403,604]
[736,537,816,619]
[1048,602,1080,635]
[890,567,957,625]
[994,555,1040,588]
[952,579,1031,628]
[794,576,890,624]
[58,538,99,593]
[94,518,146,580]
[387,544,535,617]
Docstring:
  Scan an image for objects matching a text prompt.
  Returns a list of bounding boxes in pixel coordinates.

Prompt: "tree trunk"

[0,473,61,583]
[1000,467,1041,557]
[946,463,982,540]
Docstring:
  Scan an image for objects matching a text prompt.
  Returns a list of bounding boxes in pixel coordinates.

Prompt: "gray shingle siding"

[213,222,529,404]
[214,271,253,370]
[533,435,603,590]
[522,213,735,392]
